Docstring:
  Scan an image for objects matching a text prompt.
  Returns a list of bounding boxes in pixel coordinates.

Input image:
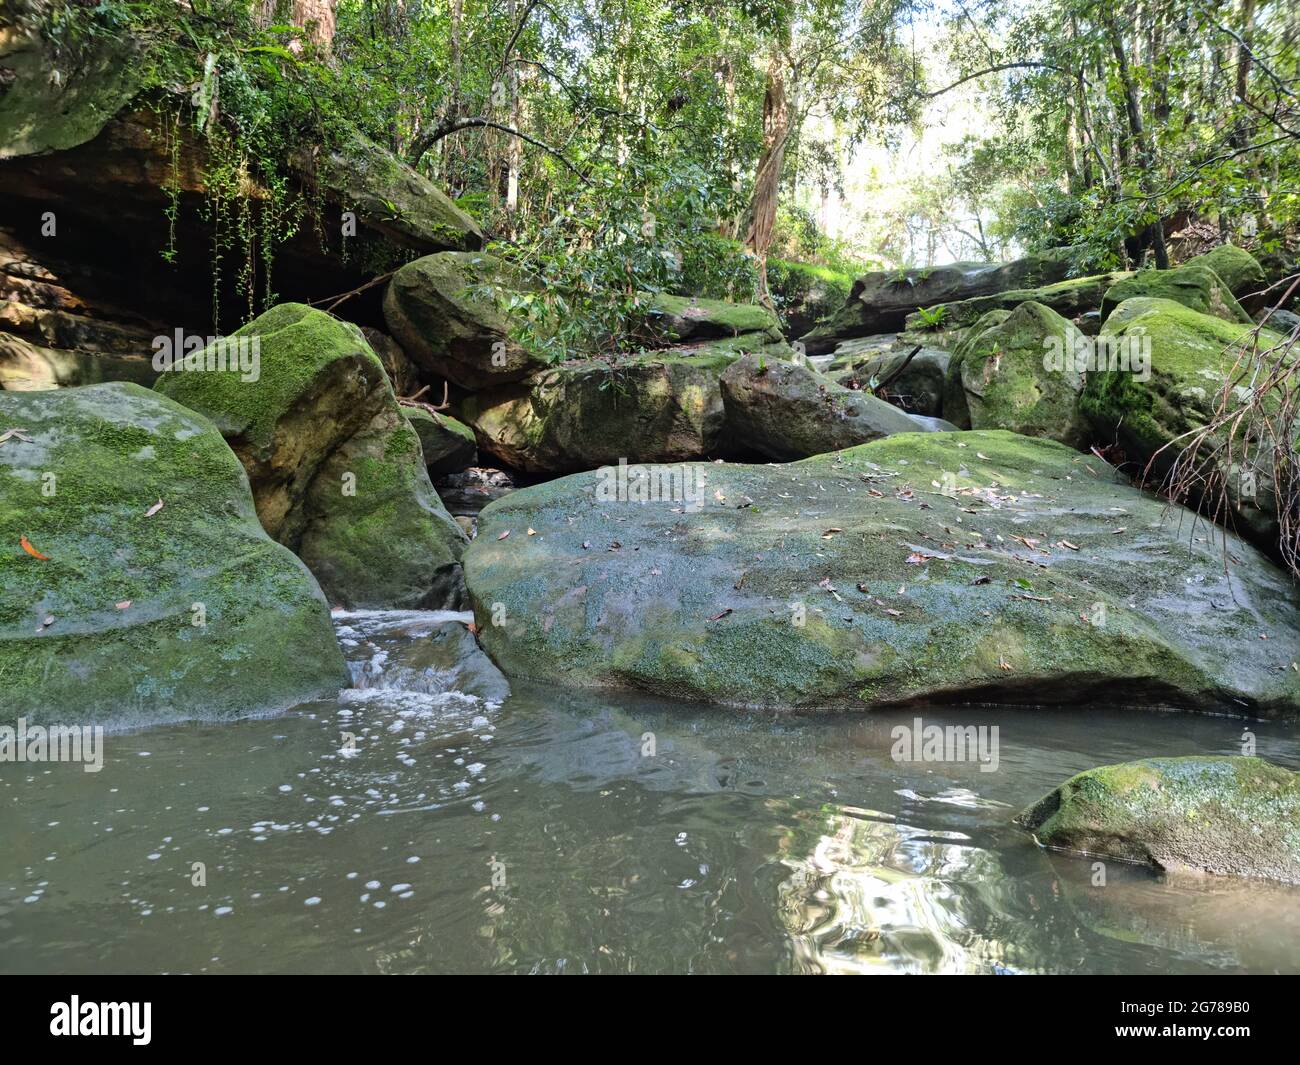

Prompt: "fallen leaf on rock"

[20,535,50,560]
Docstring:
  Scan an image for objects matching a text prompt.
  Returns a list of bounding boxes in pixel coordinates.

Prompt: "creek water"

[3,609,1299,974]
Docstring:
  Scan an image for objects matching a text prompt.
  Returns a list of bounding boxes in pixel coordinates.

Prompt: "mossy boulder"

[638,293,783,345]
[299,125,482,257]
[1100,264,1251,324]
[905,271,1132,332]
[463,430,1300,713]
[1185,245,1266,298]
[0,382,348,725]
[1079,296,1290,549]
[944,302,1089,448]
[767,259,854,337]
[297,404,469,609]
[1019,757,1300,883]
[825,340,950,416]
[155,303,467,609]
[459,353,731,473]
[719,353,925,460]
[383,251,547,390]
[799,252,1076,354]
[403,406,477,475]
[0,26,144,159]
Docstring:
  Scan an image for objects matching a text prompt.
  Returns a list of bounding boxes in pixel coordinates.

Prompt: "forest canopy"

[22,0,1300,336]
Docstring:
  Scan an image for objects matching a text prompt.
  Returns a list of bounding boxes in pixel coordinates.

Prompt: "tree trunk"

[744,47,792,308]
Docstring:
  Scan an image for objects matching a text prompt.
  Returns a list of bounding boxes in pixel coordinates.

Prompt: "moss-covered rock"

[403,406,477,475]
[824,340,949,417]
[904,271,1132,332]
[767,259,854,337]
[1079,296,1290,549]
[943,302,1089,448]
[0,26,144,159]
[1100,264,1251,324]
[1185,245,1266,298]
[1019,757,1300,883]
[463,430,1300,712]
[719,353,925,460]
[640,292,783,345]
[297,404,469,609]
[459,352,731,473]
[799,252,1076,354]
[299,125,482,258]
[155,303,466,608]
[0,382,348,725]
[382,251,548,390]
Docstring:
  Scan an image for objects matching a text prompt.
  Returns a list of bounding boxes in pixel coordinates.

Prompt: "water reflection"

[1,611,1299,974]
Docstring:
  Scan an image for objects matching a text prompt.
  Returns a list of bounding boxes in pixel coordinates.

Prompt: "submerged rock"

[155,303,467,609]
[719,353,923,460]
[0,382,348,725]
[463,430,1300,713]
[460,352,733,472]
[1019,757,1300,883]
[944,301,1089,448]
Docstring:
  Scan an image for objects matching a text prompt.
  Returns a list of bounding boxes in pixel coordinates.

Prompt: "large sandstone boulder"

[719,353,924,460]
[1184,245,1266,298]
[383,251,548,390]
[463,430,1300,713]
[639,293,784,346]
[155,303,467,609]
[460,351,732,473]
[1079,296,1290,550]
[943,302,1089,448]
[1019,757,1300,883]
[1100,264,1252,323]
[799,252,1075,354]
[824,339,950,417]
[0,382,348,725]
[403,406,477,476]
[903,271,1132,332]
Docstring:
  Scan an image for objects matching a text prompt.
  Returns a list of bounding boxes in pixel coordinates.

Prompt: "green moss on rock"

[156,303,466,608]
[1101,264,1252,324]
[463,429,1300,712]
[944,301,1089,447]
[1019,756,1300,882]
[0,382,348,725]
